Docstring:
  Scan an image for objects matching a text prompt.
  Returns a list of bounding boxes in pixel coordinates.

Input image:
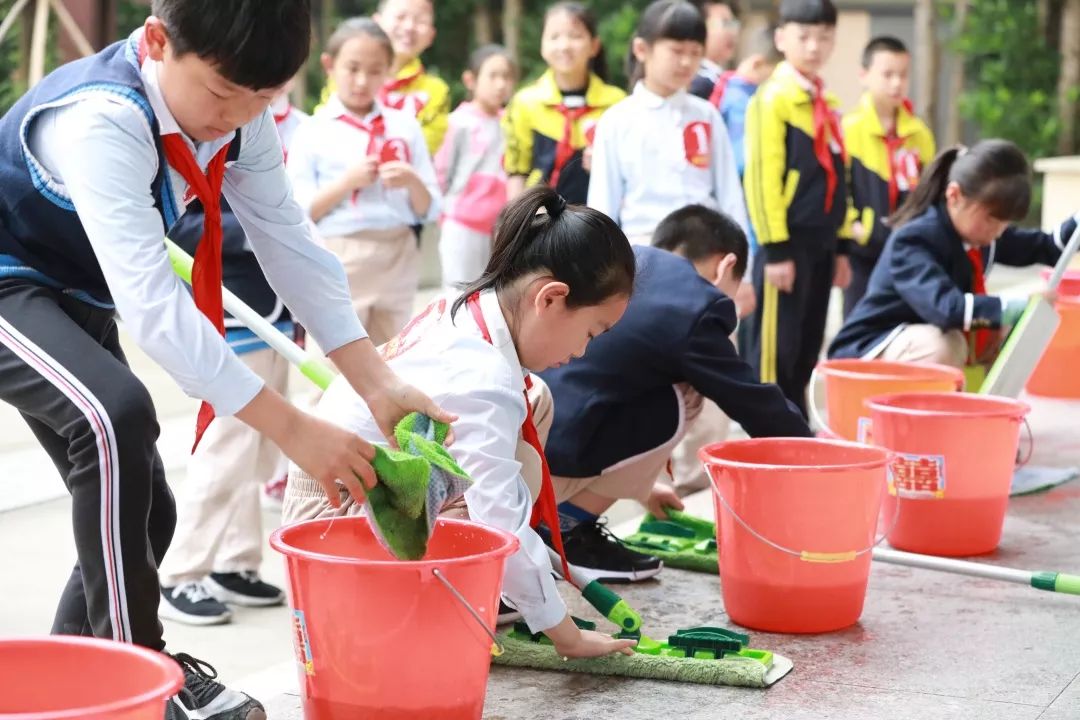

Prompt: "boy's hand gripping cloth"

[366,413,472,560]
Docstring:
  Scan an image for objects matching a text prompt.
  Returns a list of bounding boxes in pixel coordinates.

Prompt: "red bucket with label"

[866,392,1028,556]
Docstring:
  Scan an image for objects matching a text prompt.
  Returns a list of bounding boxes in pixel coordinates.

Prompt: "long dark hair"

[889,140,1032,228]
[626,1,707,89]
[452,186,635,318]
[544,2,609,83]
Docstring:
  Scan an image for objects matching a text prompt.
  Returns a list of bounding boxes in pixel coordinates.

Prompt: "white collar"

[321,93,383,122]
[632,81,686,109]
[475,289,527,379]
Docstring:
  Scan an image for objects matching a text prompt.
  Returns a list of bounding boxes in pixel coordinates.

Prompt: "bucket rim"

[698,437,890,472]
[269,516,520,567]
[0,636,184,720]
[816,358,966,384]
[865,391,1030,419]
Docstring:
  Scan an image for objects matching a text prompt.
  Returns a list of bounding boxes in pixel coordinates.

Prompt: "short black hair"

[779,0,838,26]
[652,205,749,279]
[151,0,311,90]
[326,17,394,63]
[861,35,908,69]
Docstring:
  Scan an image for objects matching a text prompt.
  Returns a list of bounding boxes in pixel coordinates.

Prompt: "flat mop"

[167,239,794,688]
[626,510,1080,597]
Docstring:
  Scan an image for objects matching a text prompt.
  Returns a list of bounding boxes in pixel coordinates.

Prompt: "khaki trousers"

[323,226,420,346]
[875,324,968,368]
[158,348,289,585]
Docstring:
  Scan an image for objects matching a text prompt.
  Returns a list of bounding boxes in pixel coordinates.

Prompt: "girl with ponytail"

[283,187,638,659]
[830,139,1079,367]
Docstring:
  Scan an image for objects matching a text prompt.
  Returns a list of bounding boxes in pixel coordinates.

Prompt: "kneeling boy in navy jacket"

[539,205,812,584]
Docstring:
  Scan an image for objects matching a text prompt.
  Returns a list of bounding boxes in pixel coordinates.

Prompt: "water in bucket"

[0,636,183,719]
[866,392,1028,556]
[814,359,965,441]
[700,438,890,634]
[270,516,518,720]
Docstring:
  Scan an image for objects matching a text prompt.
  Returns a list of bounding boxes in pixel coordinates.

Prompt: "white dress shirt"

[26,52,365,416]
[312,289,567,633]
[588,82,750,241]
[287,95,442,237]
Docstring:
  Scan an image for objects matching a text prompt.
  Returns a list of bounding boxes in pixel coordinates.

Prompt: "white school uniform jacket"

[587,82,750,241]
[313,289,566,633]
[287,94,441,237]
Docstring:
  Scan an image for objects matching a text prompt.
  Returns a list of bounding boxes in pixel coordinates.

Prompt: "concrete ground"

[2,257,1078,719]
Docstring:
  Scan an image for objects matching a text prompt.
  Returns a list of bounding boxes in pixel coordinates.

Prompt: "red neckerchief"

[466,292,574,584]
[548,102,592,190]
[141,33,232,451]
[808,75,846,212]
[883,99,918,212]
[161,135,232,451]
[336,113,387,202]
[707,70,737,109]
[379,64,425,110]
[274,105,292,162]
[966,248,991,361]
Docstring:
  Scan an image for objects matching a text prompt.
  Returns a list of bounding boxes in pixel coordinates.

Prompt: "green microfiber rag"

[492,632,793,687]
[621,511,720,574]
[365,413,471,560]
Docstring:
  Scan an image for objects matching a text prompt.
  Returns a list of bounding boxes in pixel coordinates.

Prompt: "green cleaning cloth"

[621,510,720,574]
[365,413,471,560]
[493,630,793,688]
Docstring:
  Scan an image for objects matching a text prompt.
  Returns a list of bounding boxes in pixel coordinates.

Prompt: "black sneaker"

[170,653,266,720]
[160,581,232,626]
[206,572,285,608]
[497,599,522,625]
[555,519,663,584]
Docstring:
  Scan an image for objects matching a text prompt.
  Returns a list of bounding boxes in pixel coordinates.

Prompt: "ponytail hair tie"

[547,194,567,218]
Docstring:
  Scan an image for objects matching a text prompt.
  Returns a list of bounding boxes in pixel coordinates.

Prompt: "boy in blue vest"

[539,206,811,583]
[0,2,450,718]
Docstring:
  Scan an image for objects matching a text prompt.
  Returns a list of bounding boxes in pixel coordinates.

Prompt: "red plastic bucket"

[1027,296,1080,398]
[0,636,183,719]
[813,359,964,441]
[1041,267,1080,297]
[270,516,518,720]
[700,438,890,634]
[866,392,1029,556]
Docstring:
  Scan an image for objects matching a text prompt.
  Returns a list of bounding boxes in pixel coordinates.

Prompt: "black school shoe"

[206,572,285,608]
[160,581,232,626]
[552,518,663,584]
[169,653,266,720]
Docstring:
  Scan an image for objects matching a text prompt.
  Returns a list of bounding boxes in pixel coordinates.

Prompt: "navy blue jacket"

[540,246,812,479]
[830,204,1076,359]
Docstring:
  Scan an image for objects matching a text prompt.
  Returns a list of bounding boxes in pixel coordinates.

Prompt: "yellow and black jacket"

[502,70,625,205]
[843,92,936,259]
[743,62,850,262]
[317,58,450,157]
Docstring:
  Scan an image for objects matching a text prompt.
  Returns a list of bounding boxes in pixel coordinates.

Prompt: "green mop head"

[366,413,471,560]
[493,619,792,687]
[621,510,719,574]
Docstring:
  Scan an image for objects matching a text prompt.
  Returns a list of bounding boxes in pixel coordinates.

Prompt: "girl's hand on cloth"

[646,482,684,520]
[280,412,377,507]
[546,614,637,659]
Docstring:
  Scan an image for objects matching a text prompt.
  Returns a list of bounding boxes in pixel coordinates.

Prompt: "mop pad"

[621,510,720,574]
[493,619,793,687]
[1011,465,1080,496]
[366,413,471,560]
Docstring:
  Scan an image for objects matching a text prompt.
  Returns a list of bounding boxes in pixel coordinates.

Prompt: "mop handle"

[546,547,644,634]
[872,548,1080,595]
[1046,224,1080,293]
[165,239,336,391]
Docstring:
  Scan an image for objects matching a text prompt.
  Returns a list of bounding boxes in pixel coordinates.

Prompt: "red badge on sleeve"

[683,121,712,168]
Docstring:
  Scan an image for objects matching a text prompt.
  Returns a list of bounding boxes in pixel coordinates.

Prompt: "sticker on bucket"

[856,417,873,444]
[292,609,315,676]
[887,453,946,498]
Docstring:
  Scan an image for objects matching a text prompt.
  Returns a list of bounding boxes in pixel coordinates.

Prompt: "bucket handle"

[431,568,504,657]
[808,367,833,438]
[712,482,901,564]
[1017,417,1034,468]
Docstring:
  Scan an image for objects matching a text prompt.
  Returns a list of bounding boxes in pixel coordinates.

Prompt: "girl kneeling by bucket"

[282,186,637,660]
[829,139,1079,368]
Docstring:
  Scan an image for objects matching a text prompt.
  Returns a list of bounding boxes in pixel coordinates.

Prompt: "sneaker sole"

[205,578,286,608]
[560,562,664,585]
[158,599,232,626]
